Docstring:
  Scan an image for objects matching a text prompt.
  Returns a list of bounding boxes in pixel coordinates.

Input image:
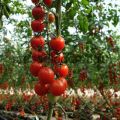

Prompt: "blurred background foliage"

[0,0,120,89]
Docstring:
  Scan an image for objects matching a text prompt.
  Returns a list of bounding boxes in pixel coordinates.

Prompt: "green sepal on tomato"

[47,93,59,104]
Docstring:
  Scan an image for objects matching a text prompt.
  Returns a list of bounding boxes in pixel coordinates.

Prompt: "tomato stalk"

[46,12,51,61]
[47,102,54,120]
[55,0,62,36]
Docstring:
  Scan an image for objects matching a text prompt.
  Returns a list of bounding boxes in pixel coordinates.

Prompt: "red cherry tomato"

[48,13,55,23]
[30,62,43,77]
[32,50,47,62]
[38,67,55,84]
[50,51,64,63]
[31,0,39,4]
[31,36,45,50]
[34,83,49,96]
[50,36,65,51]
[43,0,53,7]
[50,78,67,96]
[54,64,69,77]
[31,20,45,32]
[32,6,45,20]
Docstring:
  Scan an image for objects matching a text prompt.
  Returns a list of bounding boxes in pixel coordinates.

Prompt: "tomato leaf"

[78,14,89,33]
[81,0,89,6]
[113,14,119,26]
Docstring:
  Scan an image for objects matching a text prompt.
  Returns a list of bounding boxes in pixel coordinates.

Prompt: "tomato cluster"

[30,0,68,97]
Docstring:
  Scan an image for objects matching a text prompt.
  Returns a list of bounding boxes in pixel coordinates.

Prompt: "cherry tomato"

[50,36,65,51]
[31,0,39,4]
[31,36,45,50]
[43,0,53,7]
[34,83,49,96]
[51,51,64,63]
[48,13,55,23]
[50,78,67,96]
[31,20,45,32]
[32,50,47,62]
[32,6,45,20]
[38,67,54,84]
[30,62,43,77]
[54,64,69,77]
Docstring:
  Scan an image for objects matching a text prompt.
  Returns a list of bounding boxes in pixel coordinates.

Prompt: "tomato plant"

[0,0,120,119]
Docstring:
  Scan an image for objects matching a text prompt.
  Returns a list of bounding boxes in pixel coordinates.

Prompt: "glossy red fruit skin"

[50,51,64,63]
[50,78,67,96]
[54,64,69,77]
[50,36,65,51]
[31,36,45,50]
[38,67,54,84]
[32,6,45,20]
[59,77,68,88]
[31,20,45,32]
[34,83,49,96]
[43,0,52,7]
[48,13,55,23]
[32,50,47,62]
[31,0,39,4]
[30,62,42,77]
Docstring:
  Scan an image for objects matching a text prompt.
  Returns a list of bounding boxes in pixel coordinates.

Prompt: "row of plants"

[0,87,120,119]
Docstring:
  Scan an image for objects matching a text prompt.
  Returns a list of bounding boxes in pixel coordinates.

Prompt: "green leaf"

[5,5,11,13]
[66,7,76,19]
[3,5,9,18]
[66,2,72,11]
[85,7,92,14]
[81,0,89,6]
[78,14,89,33]
[113,14,119,26]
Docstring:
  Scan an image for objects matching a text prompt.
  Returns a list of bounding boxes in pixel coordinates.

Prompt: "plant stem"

[46,15,51,61]
[47,1,62,119]
[55,0,62,36]
[47,102,54,120]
